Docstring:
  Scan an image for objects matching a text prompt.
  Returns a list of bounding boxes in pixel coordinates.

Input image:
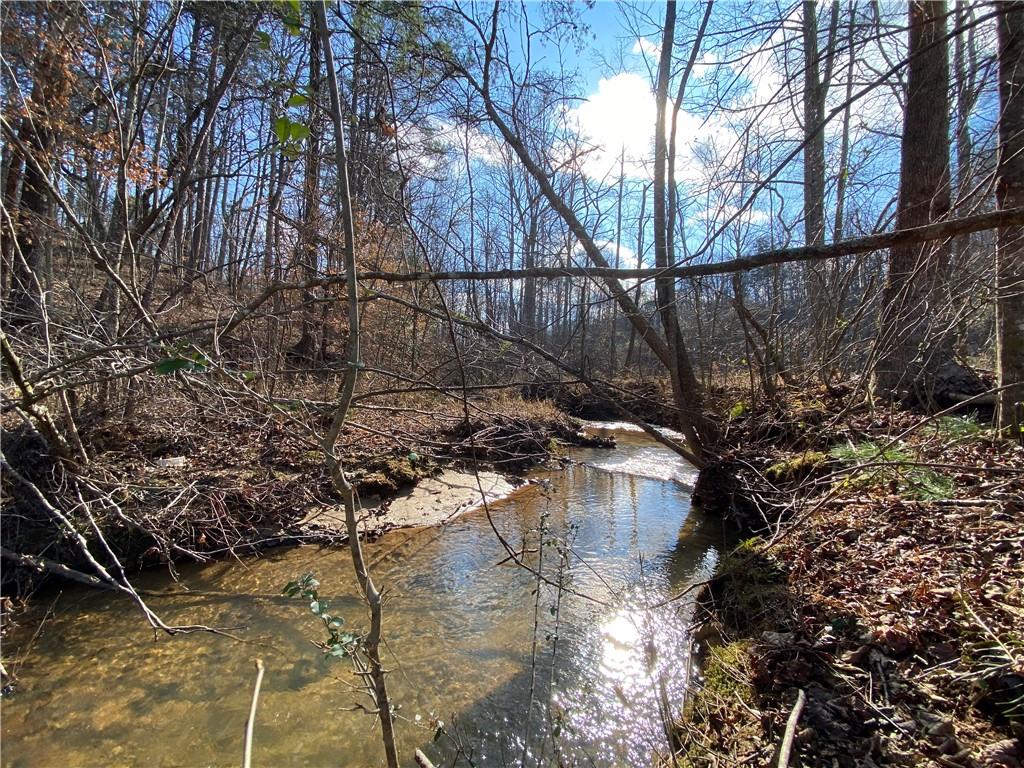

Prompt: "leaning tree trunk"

[465,2,710,466]
[996,3,1024,438]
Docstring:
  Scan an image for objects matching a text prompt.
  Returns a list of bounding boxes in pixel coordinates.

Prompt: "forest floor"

[678,387,1024,767]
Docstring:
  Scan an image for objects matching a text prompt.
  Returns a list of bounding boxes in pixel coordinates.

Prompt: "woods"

[2,2,1022,443]
[2,1,1023,766]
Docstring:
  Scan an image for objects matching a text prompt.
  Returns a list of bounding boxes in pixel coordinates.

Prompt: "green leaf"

[286,93,309,108]
[283,20,301,36]
[273,116,291,144]
[255,30,271,51]
[154,358,193,375]
[288,123,310,141]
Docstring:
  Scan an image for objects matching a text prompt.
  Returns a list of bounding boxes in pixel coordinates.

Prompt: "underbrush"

[673,386,1024,767]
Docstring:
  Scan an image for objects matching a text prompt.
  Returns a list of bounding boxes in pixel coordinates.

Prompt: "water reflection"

[575,423,698,486]
[2,425,721,767]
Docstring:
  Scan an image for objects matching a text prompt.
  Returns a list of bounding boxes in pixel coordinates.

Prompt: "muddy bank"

[679,389,1024,767]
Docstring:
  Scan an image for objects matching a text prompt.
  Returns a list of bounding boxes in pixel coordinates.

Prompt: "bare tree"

[996,2,1024,437]
[7,3,72,328]
[315,3,400,765]
[872,1,961,404]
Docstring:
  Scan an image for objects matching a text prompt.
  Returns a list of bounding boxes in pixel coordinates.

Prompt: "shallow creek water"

[1,424,723,767]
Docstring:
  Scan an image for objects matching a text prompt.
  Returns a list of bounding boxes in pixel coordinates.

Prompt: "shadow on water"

[1,427,724,768]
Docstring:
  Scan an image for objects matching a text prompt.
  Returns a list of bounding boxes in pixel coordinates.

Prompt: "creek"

[1,423,724,767]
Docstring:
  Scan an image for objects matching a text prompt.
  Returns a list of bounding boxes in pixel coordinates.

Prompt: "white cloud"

[567,72,657,179]
[632,37,660,58]
[594,239,640,267]
[693,52,718,79]
[397,117,505,182]
[692,203,770,227]
[434,118,504,166]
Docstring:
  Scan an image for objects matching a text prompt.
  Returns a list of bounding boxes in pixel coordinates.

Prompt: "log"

[0,546,112,590]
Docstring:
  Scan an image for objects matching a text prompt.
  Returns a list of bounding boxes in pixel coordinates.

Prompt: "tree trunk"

[8,5,71,328]
[996,3,1024,437]
[803,2,840,366]
[872,1,976,407]
[521,199,538,339]
[293,28,324,365]
[1,139,25,301]
[654,0,715,454]
[833,2,855,242]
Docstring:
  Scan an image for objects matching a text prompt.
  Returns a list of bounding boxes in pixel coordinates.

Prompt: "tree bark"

[8,4,71,328]
[996,2,1024,437]
[653,0,715,454]
[293,27,324,365]
[803,1,828,361]
[872,1,962,404]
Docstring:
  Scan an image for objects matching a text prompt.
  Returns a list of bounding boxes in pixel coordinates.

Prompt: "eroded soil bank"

[678,388,1024,767]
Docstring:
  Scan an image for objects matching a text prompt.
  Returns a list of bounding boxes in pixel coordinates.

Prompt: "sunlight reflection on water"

[2,426,720,767]
[577,421,699,486]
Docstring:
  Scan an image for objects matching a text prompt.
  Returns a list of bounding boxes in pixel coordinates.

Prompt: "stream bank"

[0,389,605,597]
[677,387,1024,767]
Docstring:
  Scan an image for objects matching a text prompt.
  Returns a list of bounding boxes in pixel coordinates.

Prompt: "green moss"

[702,641,755,700]
[765,451,827,483]
[711,537,790,635]
[733,536,762,555]
[671,641,758,765]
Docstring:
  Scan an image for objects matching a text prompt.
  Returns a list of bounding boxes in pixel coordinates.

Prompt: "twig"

[242,658,265,768]
[776,688,806,768]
